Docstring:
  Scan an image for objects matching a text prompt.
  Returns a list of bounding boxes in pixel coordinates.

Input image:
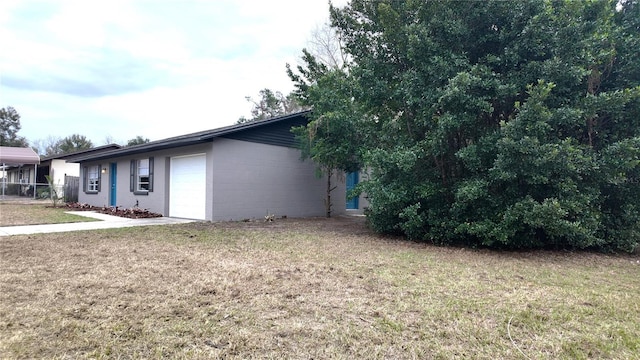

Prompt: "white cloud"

[0,0,349,145]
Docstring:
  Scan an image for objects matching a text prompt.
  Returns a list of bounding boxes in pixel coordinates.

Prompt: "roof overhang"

[0,146,40,165]
[40,144,122,162]
[68,110,311,163]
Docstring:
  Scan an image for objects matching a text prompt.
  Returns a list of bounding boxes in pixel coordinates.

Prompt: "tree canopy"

[44,134,94,156]
[292,0,640,251]
[127,136,150,146]
[288,44,361,217]
[290,68,363,217]
[237,89,304,124]
[0,106,29,147]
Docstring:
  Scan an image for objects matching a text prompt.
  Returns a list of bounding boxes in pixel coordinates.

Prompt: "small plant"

[264,211,275,222]
[45,175,63,207]
[37,188,50,199]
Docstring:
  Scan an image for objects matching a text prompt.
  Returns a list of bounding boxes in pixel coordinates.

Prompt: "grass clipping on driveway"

[0,203,98,226]
[1,217,639,359]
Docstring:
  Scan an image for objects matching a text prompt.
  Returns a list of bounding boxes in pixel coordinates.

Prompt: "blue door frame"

[346,171,359,210]
[109,163,117,206]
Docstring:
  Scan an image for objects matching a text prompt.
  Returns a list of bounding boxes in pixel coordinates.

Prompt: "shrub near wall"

[324,0,640,251]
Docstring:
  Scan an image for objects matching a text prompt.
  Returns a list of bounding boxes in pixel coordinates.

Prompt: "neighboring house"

[0,146,40,197]
[69,111,359,221]
[36,144,121,196]
[1,144,121,199]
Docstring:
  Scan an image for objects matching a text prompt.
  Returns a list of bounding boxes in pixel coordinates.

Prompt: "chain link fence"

[0,176,79,202]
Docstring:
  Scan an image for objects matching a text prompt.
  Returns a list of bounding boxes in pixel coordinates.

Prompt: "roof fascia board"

[68,110,311,163]
[197,111,311,141]
[68,138,210,163]
[41,144,121,161]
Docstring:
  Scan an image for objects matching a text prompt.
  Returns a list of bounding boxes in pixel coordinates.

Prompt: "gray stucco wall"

[211,138,346,221]
[78,139,346,221]
[78,143,214,217]
[77,164,109,207]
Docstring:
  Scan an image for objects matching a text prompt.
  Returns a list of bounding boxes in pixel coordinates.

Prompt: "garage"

[169,154,206,219]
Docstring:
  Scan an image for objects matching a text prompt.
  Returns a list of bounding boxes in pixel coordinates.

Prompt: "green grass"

[0,203,98,226]
[1,218,639,359]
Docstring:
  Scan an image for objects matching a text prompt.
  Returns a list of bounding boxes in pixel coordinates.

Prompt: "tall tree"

[286,10,364,217]
[299,0,640,251]
[57,134,93,154]
[307,22,349,70]
[0,106,29,147]
[237,89,304,124]
[127,136,150,146]
[32,136,61,156]
[290,69,362,217]
[288,45,363,217]
[285,20,356,217]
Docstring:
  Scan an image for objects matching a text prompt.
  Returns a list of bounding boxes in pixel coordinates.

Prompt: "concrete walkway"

[0,211,196,236]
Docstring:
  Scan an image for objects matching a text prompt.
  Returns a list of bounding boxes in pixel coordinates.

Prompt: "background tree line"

[1,106,150,155]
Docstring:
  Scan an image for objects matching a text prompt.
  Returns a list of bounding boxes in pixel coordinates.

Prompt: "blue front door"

[109,163,117,206]
[346,171,359,210]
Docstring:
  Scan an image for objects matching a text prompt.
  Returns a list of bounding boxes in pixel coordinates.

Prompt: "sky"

[0,0,347,148]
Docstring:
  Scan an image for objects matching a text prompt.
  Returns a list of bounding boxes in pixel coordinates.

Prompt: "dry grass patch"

[0,203,98,226]
[1,217,639,359]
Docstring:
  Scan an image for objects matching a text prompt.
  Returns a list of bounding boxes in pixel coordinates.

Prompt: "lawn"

[0,217,638,359]
[0,202,97,226]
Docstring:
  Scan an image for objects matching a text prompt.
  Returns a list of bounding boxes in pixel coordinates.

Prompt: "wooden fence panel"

[64,176,79,203]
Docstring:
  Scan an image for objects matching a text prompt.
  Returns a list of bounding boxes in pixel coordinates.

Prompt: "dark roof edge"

[41,144,121,161]
[197,110,311,141]
[67,138,210,163]
[68,110,311,163]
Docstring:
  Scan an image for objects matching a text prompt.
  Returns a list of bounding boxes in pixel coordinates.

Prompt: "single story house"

[69,111,366,221]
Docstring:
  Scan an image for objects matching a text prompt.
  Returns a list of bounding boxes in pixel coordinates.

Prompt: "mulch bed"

[63,202,163,219]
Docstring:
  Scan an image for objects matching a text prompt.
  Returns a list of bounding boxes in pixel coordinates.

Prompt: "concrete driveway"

[0,211,195,236]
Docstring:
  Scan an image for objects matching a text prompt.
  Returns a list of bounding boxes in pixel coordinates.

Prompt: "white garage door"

[170,154,206,219]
